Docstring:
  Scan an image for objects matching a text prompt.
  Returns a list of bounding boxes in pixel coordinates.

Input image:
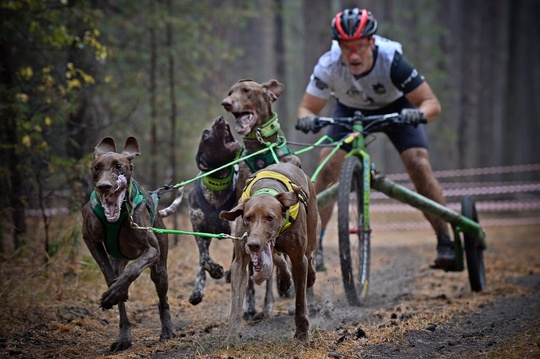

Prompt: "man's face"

[339,37,374,76]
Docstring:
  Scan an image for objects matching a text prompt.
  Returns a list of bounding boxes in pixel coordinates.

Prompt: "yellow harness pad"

[241,170,308,234]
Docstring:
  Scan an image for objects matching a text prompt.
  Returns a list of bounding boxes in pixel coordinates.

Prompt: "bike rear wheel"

[338,156,370,306]
[461,196,486,292]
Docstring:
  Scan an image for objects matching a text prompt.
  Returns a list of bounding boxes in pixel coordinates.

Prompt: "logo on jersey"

[400,69,418,89]
[372,83,386,95]
[346,86,374,104]
[313,76,329,90]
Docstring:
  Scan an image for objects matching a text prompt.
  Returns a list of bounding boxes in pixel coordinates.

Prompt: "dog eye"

[93,165,100,172]
[242,88,250,94]
[116,163,123,169]
[266,216,274,222]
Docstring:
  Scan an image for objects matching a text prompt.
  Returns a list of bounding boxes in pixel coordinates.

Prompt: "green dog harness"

[91,180,154,260]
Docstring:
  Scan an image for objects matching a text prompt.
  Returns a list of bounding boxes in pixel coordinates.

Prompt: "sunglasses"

[339,39,373,55]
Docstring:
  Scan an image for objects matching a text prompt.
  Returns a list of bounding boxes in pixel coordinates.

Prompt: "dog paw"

[100,287,129,309]
[189,291,203,306]
[110,339,132,352]
[160,328,176,340]
[207,263,225,279]
[294,330,310,342]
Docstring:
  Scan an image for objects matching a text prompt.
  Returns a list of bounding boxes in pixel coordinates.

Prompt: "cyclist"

[296,8,455,271]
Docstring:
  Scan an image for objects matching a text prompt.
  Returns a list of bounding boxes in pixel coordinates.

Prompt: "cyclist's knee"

[401,148,432,173]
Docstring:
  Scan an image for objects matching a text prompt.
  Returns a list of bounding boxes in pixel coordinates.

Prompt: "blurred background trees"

[1,0,538,253]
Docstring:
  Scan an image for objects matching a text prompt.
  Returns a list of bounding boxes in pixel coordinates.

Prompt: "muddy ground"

[0,210,539,358]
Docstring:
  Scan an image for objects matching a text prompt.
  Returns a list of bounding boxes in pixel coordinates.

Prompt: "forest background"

[1,0,538,254]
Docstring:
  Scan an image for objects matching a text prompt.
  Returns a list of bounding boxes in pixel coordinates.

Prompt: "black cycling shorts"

[325,98,428,153]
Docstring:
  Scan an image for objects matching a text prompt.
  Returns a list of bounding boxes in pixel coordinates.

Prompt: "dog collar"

[245,112,280,140]
[201,169,235,192]
[241,170,308,234]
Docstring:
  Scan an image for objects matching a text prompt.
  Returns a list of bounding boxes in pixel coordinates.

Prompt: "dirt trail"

[1,213,539,358]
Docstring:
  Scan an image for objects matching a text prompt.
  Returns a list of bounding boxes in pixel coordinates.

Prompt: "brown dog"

[220,162,319,344]
[160,116,240,306]
[81,137,175,352]
[221,79,301,199]
[222,79,304,318]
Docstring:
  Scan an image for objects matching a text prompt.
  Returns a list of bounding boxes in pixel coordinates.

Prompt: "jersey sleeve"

[305,52,334,100]
[390,51,424,94]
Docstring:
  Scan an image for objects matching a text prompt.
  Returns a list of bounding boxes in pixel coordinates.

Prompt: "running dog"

[221,79,301,199]
[81,136,175,352]
[221,79,304,318]
[220,162,319,344]
[182,116,241,305]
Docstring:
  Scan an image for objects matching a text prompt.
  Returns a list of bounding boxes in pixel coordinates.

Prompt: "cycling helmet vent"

[331,8,378,41]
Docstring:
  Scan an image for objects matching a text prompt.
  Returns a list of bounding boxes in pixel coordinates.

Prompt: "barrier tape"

[386,163,540,181]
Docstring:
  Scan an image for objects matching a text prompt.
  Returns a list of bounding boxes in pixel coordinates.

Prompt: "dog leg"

[274,253,292,296]
[110,301,132,351]
[228,248,250,345]
[190,236,210,305]
[262,276,274,318]
[244,263,257,319]
[101,245,158,309]
[150,261,175,339]
[289,251,310,342]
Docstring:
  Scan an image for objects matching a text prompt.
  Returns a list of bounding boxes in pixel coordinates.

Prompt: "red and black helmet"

[331,8,378,41]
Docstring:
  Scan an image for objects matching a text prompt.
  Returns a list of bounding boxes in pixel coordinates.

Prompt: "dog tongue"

[250,241,273,285]
[235,113,255,136]
[102,175,127,223]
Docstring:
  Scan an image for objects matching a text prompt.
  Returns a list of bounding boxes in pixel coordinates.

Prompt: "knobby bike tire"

[461,196,486,292]
[337,156,370,306]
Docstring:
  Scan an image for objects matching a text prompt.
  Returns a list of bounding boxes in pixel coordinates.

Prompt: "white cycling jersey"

[306,35,422,111]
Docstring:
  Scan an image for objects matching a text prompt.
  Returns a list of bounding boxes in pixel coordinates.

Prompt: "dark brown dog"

[183,116,241,305]
[220,162,319,344]
[221,79,301,199]
[81,137,174,352]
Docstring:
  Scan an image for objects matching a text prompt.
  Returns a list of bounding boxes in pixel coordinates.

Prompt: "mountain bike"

[296,111,487,306]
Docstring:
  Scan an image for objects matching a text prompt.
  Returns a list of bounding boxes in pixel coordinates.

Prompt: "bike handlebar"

[295,111,428,134]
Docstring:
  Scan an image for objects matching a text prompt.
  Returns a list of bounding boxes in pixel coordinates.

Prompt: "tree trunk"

[149,0,158,189]
[166,0,179,244]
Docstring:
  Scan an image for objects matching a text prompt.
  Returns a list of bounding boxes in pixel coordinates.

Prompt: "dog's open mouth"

[99,174,128,223]
[222,123,241,152]
[232,111,256,136]
[250,239,274,285]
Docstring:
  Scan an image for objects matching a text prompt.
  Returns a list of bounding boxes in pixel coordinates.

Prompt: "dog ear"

[94,137,116,159]
[275,190,299,209]
[220,200,246,221]
[262,79,285,102]
[122,136,141,160]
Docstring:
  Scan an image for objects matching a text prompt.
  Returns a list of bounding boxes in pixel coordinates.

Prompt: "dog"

[81,137,175,352]
[181,116,241,305]
[220,162,319,344]
[221,79,304,318]
[221,79,301,200]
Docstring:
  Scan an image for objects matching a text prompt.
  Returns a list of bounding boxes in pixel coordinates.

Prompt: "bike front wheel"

[461,196,486,292]
[337,156,370,306]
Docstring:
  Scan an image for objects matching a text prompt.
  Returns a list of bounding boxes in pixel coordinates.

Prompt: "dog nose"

[221,98,233,111]
[97,182,112,192]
